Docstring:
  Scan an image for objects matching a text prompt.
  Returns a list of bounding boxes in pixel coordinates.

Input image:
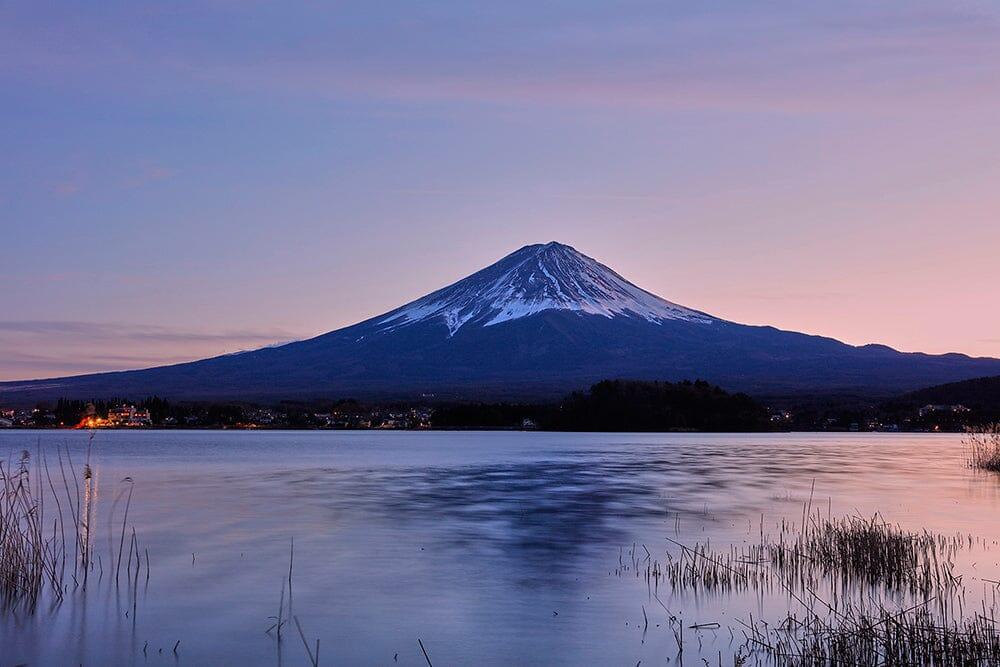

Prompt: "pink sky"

[2,1,999,380]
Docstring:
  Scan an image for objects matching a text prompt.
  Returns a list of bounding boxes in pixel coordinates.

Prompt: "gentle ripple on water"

[0,430,997,665]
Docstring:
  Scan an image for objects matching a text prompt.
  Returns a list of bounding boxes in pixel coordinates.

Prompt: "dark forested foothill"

[895,375,1000,418]
[431,380,770,432]
[547,380,770,432]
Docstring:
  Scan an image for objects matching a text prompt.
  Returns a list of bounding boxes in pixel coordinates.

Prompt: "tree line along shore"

[4,375,999,432]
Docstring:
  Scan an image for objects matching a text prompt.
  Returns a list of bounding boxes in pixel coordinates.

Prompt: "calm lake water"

[0,430,996,666]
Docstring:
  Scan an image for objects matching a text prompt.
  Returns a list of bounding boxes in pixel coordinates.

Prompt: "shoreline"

[0,426,963,434]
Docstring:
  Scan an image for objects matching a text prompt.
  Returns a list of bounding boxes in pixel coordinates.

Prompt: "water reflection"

[0,431,995,666]
[264,461,670,562]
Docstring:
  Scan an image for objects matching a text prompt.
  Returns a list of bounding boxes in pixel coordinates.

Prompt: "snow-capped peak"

[375,242,715,336]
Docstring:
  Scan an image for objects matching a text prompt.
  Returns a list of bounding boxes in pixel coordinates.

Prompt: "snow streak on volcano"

[376,242,714,336]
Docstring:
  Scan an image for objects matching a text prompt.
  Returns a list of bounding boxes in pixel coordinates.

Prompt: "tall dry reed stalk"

[0,450,63,611]
[0,441,147,613]
[966,423,1000,472]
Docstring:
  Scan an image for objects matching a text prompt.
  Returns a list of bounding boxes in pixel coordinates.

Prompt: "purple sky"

[3,1,1000,380]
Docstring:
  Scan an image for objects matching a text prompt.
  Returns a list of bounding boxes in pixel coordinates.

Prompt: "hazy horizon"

[5,1,1000,380]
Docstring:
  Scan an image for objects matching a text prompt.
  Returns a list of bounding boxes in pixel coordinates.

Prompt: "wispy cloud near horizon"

[0,320,298,343]
[0,321,304,381]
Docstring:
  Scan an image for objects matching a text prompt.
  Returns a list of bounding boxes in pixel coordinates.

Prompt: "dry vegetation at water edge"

[615,500,999,666]
[966,423,1000,472]
[0,443,147,613]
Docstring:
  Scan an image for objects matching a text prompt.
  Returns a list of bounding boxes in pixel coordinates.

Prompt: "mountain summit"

[375,242,712,336]
[2,242,1000,402]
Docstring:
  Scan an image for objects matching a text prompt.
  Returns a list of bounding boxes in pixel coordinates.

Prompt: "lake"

[0,430,996,665]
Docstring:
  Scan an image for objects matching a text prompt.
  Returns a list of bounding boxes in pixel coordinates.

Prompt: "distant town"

[0,399,433,430]
[1,376,995,432]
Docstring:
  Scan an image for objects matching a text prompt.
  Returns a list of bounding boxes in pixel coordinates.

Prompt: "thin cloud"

[53,178,83,196]
[724,290,851,302]
[4,3,1000,114]
[0,321,307,381]
[0,350,202,371]
[0,320,298,344]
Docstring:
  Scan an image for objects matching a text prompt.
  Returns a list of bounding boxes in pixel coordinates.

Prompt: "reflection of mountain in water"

[255,452,755,579]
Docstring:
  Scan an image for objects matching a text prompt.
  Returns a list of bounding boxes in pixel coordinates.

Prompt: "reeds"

[658,538,774,595]
[966,423,1000,472]
[616,500,1000,667]
[740,598,1000,665]
[627,513,964,599]
[769,513,962,596]
[0,445,147,613]
[267,538,322,666]
[623,502,997,665]
[0,450,63,611]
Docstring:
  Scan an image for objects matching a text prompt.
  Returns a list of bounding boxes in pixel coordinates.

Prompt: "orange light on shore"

[74,416,110,429]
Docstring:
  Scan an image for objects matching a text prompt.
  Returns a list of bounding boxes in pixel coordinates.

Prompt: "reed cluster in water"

[741,596,1000,665]
[625,513,965,600]
[0,442,147,613]
[618,503,997,666]
[768,513,963,596]
[966,423,1000,473]
[0,450,64,610]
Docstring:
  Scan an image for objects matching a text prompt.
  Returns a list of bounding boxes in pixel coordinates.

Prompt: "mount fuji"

[3,242,999,402]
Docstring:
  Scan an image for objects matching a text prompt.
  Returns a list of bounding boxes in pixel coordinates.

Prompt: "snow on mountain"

[376,242,715,336]
[5,239,1000,403]
[225,339,301,356]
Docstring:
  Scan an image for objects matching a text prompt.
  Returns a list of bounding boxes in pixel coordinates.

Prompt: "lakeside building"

[108,405,153,427]
[919,404,971,418]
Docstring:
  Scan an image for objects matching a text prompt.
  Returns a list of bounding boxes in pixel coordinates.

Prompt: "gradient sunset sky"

[3,1,1000,380]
